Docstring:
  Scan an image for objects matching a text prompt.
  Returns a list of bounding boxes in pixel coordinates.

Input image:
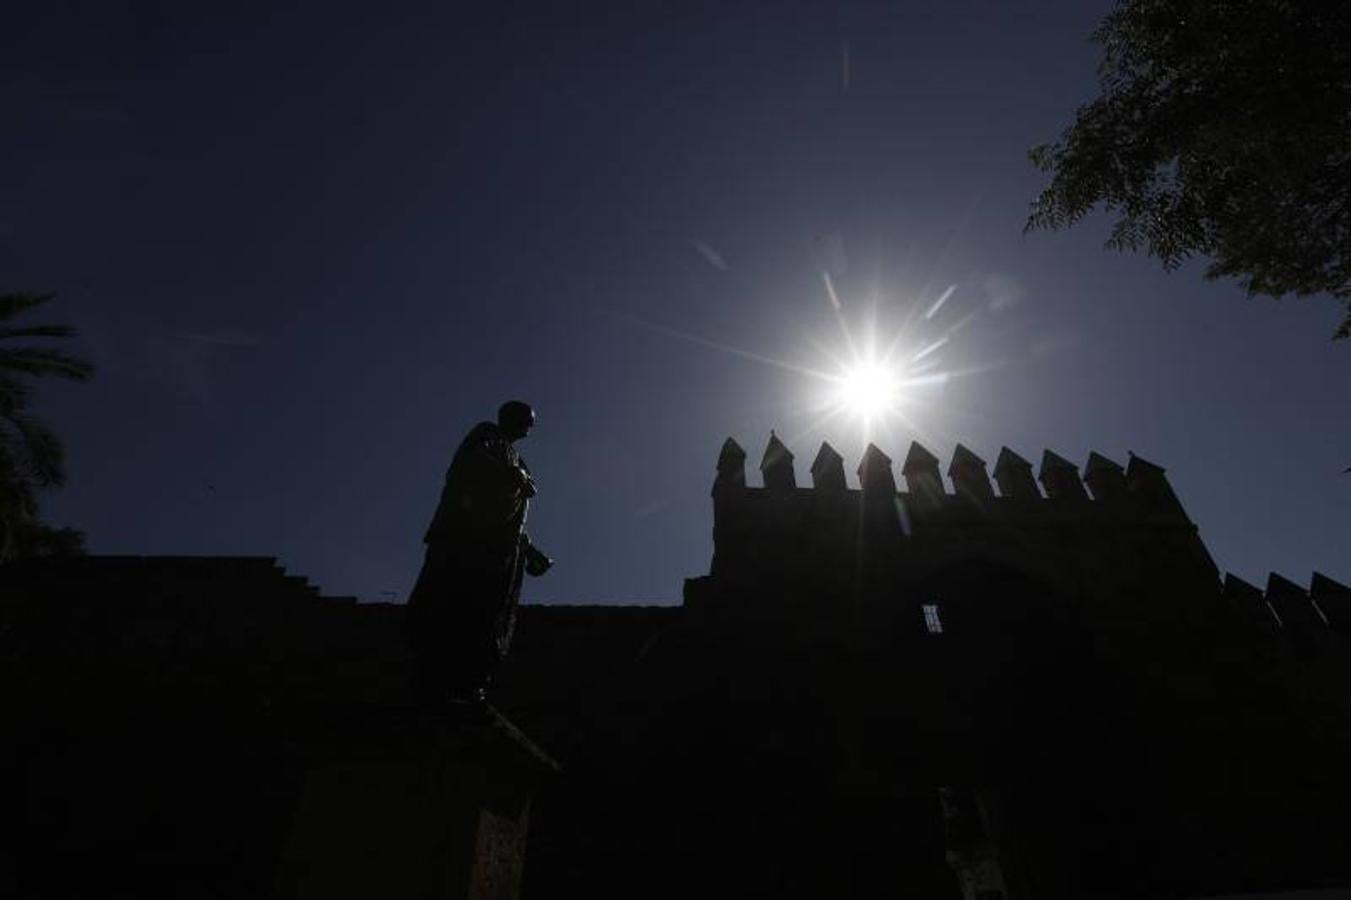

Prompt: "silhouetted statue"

[406,400,552,708]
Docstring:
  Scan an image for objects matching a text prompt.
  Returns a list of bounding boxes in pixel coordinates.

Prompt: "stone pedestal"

[271,707,557,900]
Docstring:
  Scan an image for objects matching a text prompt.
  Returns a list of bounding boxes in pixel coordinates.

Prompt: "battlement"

[692,433,1224,625]
[1223,570,1351,641]
[714,434,1188,521]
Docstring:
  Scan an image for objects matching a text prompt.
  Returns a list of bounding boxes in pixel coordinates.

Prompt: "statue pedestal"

[271,706,557,900]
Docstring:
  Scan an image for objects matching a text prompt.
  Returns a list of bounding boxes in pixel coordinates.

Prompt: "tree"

[0,292,94,561]
[1027,0,1351,339]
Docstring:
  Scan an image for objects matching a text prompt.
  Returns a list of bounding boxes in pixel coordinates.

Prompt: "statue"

[406,400,552,709]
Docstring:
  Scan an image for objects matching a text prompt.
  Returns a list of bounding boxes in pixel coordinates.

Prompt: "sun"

[624,268,975,448]
[835,360,901,420]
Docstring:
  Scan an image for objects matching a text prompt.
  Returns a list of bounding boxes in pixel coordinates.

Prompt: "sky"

[2,1,1347,604]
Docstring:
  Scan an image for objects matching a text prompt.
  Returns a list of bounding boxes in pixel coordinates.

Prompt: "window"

[923,603,944,634]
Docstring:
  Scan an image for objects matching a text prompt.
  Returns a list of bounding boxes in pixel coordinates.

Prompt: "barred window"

[923,603,944,634]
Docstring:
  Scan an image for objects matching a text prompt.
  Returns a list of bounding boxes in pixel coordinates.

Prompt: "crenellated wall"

[688,433,1345,647]
[1222,569,1351,645]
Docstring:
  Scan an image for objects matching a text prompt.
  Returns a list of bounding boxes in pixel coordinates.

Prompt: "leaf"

[0,437,39,520]
[0,347,95,381]
[0,293,57,322]
[0,375,32,416]
[0,324,77,340]
[2,413,66,487]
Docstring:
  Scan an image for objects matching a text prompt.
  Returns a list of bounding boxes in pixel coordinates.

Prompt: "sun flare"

[835,360,901,420]
[628,267,981,450]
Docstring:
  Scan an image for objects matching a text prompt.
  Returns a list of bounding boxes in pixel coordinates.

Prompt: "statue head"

[497,400,535,442]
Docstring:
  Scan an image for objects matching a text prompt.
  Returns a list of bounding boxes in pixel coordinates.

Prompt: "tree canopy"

[1028,0,1351,339]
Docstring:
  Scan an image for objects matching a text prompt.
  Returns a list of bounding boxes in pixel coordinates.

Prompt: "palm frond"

[0,478,38,518]
[0,375,31,416]
[0,293,56,322]
[0,293,87,561]
[2,413,66,487]
[0,437,39,520]
[0,347,95,381]
[0,324,77,340]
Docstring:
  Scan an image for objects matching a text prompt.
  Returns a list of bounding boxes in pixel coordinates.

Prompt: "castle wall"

[696,437,1223,642]
[683,435,1351,899]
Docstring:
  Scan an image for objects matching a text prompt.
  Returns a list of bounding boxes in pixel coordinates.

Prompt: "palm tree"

[0,292,94,561]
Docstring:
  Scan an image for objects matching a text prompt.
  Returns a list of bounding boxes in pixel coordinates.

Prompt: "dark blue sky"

[4,1,1347,602]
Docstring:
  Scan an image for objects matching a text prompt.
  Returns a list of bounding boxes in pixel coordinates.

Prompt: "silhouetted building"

[3,437,1350,899]
[664,437,1351,899]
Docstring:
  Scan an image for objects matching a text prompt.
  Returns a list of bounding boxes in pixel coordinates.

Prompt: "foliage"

[1027,0,1351,339]
[0,293,94,561]
[7,521,86,558]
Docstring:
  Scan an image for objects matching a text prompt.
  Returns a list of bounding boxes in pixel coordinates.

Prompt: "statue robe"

[405,421,534,696]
